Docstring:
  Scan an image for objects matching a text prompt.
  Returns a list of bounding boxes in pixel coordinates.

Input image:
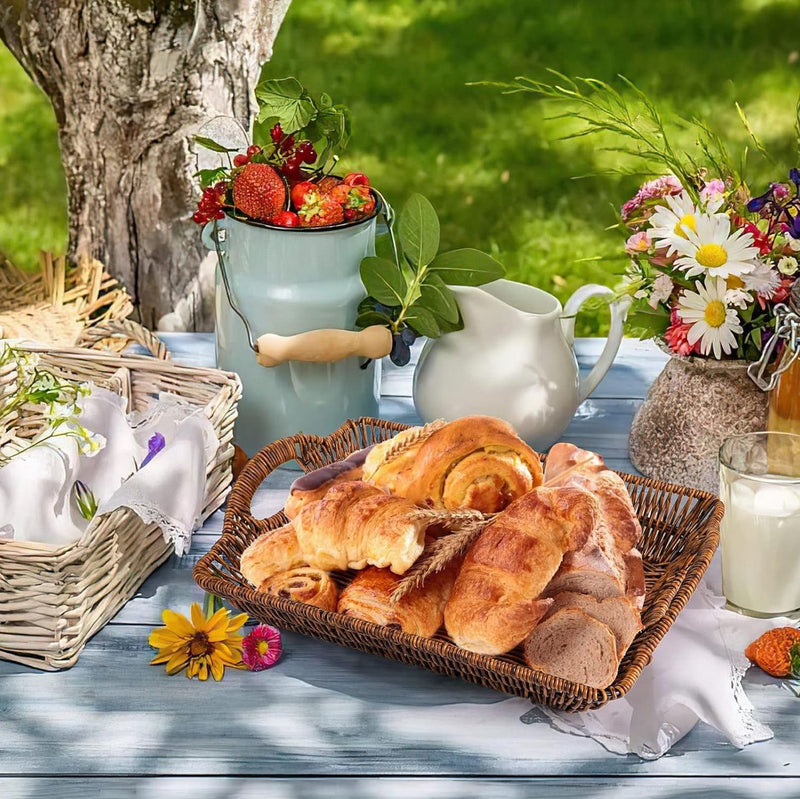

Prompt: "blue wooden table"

[2,335,798,798]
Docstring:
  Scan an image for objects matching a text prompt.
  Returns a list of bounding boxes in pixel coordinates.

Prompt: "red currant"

[233,154,249,167]
[270,123,283,143]
[246,144,262,158]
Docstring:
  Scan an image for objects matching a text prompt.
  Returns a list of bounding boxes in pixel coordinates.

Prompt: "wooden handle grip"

[255,325,393,367]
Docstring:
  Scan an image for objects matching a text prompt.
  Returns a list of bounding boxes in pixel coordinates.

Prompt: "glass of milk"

[719,431,800,617]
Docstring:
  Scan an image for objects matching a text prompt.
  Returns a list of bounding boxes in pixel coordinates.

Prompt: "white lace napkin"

[540,554,791,759]
[0,386,218,555]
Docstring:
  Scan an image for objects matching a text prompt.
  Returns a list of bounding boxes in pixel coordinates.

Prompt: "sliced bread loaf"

[523,607,618,689]
[544,591,642,659]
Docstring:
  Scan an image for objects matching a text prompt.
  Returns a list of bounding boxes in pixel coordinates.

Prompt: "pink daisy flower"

[242,624,282,671]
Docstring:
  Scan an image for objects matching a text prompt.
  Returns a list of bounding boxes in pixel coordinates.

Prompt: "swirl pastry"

[364,416,543,514]
[338,560,459,637]
[284,446,372,520]
[258,566,339,611]
[240,522,305,589]
[444,486,599,655]
[294,481,427,575]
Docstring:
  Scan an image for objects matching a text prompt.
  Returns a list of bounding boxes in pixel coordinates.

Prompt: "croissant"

[364,416,543,514]
[543,443,644,607]
[258,566,339,611]
[338,560,459,637]
[444,486,599,655]
[294,480,428,575]
[240,522,305,589]
[284,446,372,520]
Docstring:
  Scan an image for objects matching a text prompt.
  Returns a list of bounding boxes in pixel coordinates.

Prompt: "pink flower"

[625,231,650,255]
[241,624,282,671]
[700,178,725,206]
[621,175,683,222]
[664,307,700,357]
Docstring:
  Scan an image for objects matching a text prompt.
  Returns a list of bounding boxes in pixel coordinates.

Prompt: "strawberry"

[290,180,317,211]
[269,210,300,227]
[317,175,343,194]
[232,163,287,221]
[329,184,376,222]
[343,172,370,187]
[297,189,344,227]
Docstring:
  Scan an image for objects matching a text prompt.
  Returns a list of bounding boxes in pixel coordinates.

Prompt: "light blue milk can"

[202,209,384,455]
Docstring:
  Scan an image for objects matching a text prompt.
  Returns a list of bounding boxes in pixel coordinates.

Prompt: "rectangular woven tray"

[194,418,722,712]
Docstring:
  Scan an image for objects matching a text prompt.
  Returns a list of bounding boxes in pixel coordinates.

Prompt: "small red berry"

[343,172,370,187]
[192,210,207,224]
[233,154,249,167]
[270,123,283,143]
[291,180,317,210]
[280,135,296,154]
[269,210,300,227]
[246,144,262,158]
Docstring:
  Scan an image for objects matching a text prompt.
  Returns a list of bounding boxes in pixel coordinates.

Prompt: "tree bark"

[0,0,291,330]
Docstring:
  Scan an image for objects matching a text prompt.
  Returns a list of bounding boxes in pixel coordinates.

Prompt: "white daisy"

[677,278,743,359]
[646,192,703,255]
[742,261,782,299]
[672,214,760,279]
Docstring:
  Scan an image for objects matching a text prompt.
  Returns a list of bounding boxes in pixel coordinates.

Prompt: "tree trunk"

[0,0,291,330]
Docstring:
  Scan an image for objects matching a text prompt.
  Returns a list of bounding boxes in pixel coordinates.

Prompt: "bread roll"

[294,481,427,575]
[523,607,619,689]
[444,486,599,655]
[284,446,372,519]
[365,416,543,514]
[337,561,459,638]
[258,566,338,611]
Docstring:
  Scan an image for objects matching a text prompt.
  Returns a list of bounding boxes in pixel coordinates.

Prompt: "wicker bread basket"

[0,341,241,670]
[194,418,723,712]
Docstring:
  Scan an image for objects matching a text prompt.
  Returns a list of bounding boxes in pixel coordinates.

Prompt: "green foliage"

[357,193,504,338]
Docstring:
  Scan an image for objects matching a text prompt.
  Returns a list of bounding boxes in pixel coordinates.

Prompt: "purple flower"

[141,432,166,468]
[790,168,800,188]
[747,189,772,213]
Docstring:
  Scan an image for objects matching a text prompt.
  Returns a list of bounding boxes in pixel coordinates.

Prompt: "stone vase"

[629,355,768,493]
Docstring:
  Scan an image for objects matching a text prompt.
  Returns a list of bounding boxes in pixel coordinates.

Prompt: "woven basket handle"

[87,319,171,361]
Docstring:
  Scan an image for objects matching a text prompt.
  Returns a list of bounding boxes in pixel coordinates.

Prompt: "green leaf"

[428,248,505,285]
[193,135,237,153]
[251,116,276,149]
[418,273,459,323]
[435,308,465,334]
[360,256,407,306]
[398,194,440,269]
[625,301,670,339]
[405,302,441,338]
[194,167,227,189]
[356,310,394,329]
[255,77,317,132]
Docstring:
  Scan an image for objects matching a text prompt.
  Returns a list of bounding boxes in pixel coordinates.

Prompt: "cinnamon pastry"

[444,486,599,655]
[284,446,372,520]
[240,522,305,589]
[294,481,428,574]
[258,566,339,611]
[364,416,543,513]
[338,560,459,637]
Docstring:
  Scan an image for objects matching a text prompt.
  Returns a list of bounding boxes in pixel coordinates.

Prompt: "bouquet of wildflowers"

[620,171,798,360]
[485,73,800,361]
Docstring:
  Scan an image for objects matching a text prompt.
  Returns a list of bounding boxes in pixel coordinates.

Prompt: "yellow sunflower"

[149,603,247,681]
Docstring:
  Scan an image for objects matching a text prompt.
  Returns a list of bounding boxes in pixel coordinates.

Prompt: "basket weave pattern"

[194,418,723,712]
[0,345,241,670]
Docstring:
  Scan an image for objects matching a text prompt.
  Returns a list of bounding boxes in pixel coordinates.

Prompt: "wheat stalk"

[379,418,446,465]
[391,511,494,603]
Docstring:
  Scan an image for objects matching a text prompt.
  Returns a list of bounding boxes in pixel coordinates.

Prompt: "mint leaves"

[357,194,505,342]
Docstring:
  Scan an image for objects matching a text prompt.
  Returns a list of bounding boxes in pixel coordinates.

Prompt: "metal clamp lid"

[747,302,800,391]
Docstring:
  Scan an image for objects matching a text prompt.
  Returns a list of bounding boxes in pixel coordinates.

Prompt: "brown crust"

[239,523,304,587]
[259,566,338,611]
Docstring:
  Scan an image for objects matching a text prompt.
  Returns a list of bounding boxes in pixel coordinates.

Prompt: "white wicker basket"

[0,342,241,670]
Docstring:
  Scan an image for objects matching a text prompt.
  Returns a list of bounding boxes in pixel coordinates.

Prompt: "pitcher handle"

[562,285,631,403]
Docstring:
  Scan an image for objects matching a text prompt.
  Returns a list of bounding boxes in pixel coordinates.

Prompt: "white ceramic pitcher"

[412,279,630,449]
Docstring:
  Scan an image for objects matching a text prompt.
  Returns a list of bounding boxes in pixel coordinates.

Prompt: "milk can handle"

[562,285,631,403]
[202,209,394,367]
[747,303,800,391]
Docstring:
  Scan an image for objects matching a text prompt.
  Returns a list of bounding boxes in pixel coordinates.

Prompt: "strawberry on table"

[232,163,287,221]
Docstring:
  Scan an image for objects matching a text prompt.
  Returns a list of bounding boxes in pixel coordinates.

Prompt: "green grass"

[3,0,800,333]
